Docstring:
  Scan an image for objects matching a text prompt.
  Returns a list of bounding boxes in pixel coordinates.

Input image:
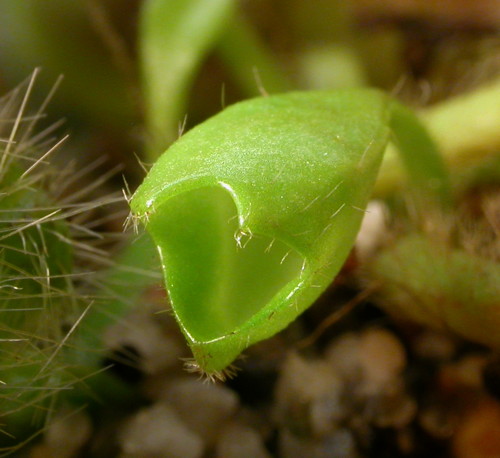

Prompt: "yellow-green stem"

[375,77,500,195]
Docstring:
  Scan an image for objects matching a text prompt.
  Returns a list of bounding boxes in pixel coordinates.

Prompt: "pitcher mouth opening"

[145,185,305,342]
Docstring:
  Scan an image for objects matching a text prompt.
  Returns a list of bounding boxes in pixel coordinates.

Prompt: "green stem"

[389,100,451,209]
[375,78,500,195]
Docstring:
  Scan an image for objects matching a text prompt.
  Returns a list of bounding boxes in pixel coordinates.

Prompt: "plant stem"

[389,100,451,209]
[375,78,500,195]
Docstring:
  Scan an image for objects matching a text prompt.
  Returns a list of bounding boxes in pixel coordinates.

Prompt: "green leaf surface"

[368,234,500,349]
[132,89,393,373]
[0,0,134,131]
[140,0,235,155]
[131,88,450,375]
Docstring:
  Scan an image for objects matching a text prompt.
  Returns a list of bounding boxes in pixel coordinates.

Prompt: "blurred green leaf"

[369,234,500,349]
[140,0,235,155]
[0,0,134,131]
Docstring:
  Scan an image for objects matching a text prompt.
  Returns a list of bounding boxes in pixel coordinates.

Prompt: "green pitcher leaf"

[132,89,386,374]
[131,88,449,376]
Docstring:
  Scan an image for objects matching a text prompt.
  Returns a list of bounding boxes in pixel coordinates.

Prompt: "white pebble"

[119,403,203,458]
[164,378,239,443]
[279,428,321,458]
[324,332,363,381]
[358,328,406,393]
[279,428,359,458]
[320,428,359,457]
[310,391,346,436]
[275,353,341,409]
[355,200,388,261]
[216,421,271,458]
[275,352,344,435]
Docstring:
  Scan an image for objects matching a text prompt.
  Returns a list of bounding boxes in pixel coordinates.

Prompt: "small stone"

[310,390,346,436]
[274,352,343,433]
[119,403,203,458]
[235,405,274,435]
[276,352,342,405]
[320,428,359,458]
[324,333,363,381]
[216,421,271,458]
[357,328,406,393]
[278,428,322,458]
[355,200,388,261]
[44,409,92,458]
[279,428,360,458]
[163,377,239,443]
